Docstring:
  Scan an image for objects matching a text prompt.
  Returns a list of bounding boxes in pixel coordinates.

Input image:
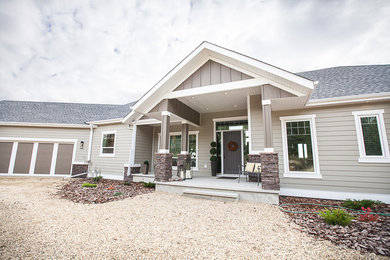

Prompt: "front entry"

[223,131,242,174]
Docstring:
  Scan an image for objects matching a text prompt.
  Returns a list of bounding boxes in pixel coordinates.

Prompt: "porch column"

[177,123,191,177]
[262,99,273,152]
[155,111,173,181]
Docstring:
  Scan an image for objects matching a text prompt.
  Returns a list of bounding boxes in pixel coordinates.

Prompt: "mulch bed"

[56,178,154,204]
[280,196,390,256]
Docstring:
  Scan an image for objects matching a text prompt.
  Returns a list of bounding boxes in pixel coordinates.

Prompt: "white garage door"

[0,140,75,176]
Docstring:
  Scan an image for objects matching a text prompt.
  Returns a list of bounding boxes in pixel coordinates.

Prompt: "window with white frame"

[352,110,390,163]
[280,115,321,178]
[100,131,116,156]
[159,131,198,170]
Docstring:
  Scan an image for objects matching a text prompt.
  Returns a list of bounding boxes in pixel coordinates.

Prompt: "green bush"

[92,176,103,182]
[143,182,155,188]
[209,148,217,154]
[123,181,131,186]
[210,155,217,162]
[143,160,149,165]
[342,199,383,210]
[210,141,217,147]
[318,208,354,227]
[82,183,97,188]
[114,192,123,196]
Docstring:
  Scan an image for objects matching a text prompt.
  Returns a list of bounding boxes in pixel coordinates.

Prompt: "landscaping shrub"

[318,208,354,226]
[82,183,97,188]
[359,207,380,222]
[123,181,131,186]
[114,192,123,196]
[92,176,103,182]
[143,182,155,188]
[342,199,383,210]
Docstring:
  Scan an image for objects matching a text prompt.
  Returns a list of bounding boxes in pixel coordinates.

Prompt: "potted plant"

[210,141,217,176]
[185,162,192,179]
[179,164,186,180]
[142,160,149,174]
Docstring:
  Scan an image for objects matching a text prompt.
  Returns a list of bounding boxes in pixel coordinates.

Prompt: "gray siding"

[249,95,264,151]
[174,60,252,91]
[0,126,89,162]
[90,124,132,179]
[134,125,153,170]
[249,101,390,195]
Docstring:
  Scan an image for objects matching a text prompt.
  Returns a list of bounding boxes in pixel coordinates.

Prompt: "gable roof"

[299,65,390,100]
[0,100,135,125]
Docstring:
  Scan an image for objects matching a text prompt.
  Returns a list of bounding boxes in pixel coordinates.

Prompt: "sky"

[0,0,389,104]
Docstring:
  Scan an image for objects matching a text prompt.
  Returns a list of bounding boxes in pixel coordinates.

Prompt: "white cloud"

[0,0,389,104]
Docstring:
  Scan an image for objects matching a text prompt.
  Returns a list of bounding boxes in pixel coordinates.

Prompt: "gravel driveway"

[0,177,384,259]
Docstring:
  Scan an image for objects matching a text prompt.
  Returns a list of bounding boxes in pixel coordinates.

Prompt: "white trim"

[181,151,189,154]
[263,148,274,152]
[161,111,172,117]
[280,114,321,178]
[72,161,87,165]
[87,124,94,161]
[262,99,271,105]
[86,173,124,181]
[280,188,390,204]
[306,92,390,107]
[164,78,268,99]
[247,95,252,154]
[0,173,70,178]
[29,142,39,175]
[0,121,91,128]
[133,118,161,125]
[99,131,117,157]
[0,137,77,143]
[130,124,137,166]
[213,116,248,123]
[8,142,18,174]
[159,149,170,153]
[50,143,59,175]
[352,109,390,163]
[86,118,122,125]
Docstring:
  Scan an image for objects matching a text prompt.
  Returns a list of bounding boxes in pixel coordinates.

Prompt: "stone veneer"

[177,153,191,176]
[248,153,280,190]
[154,153,173,182]
[123,166,141,182]
[71,164,88,177]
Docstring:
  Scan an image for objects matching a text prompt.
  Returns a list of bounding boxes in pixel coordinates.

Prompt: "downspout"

[87,124,95,173]
[127,123,137,176]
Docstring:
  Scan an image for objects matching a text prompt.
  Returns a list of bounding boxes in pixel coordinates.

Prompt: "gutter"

[306,92,390,107]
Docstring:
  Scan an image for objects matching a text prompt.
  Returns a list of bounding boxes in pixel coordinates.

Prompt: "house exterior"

[1,42,389,203]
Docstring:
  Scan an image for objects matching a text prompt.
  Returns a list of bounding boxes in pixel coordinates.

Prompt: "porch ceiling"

[177,86,261,113]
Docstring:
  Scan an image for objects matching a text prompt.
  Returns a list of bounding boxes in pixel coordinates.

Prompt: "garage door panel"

[0,142,13,173]
[34,143,53,174]
[55,144,73,175]
[14,143,33,174]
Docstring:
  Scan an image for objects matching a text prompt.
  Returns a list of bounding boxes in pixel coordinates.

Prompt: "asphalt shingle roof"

[1,65,389,125]
[298,64,390,100]
[0,100,135,124]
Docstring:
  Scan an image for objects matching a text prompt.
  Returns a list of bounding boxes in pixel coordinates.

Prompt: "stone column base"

[260,152,279,190]
[177,153,191,177]
[71,164,88,177]
[154,153,173,182]
[123,167,133,182]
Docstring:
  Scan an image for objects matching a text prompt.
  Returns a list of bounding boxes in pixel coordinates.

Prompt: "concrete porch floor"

[154,176,279,204]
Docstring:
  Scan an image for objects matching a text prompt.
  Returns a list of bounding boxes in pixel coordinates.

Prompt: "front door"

[223,131,242,174]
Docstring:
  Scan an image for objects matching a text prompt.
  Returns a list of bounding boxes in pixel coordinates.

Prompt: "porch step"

[182,189,239,202]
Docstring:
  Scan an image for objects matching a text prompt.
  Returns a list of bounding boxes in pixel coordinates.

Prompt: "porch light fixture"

[224,92,228,95]
[234,104,238,108]
[80,141,84,149]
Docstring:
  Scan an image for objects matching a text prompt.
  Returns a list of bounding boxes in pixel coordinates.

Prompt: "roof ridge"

[298,64,390,74]
[0,100,136,106]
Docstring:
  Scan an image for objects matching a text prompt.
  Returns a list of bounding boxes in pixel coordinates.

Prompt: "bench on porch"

[238,162,261,186]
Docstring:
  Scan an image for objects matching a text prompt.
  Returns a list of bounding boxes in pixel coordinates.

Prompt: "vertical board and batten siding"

[249,95,264,151]
[173,60,252,91]
[0,126,89,162]
[249,101,390,195]
[90,124,132,179]
[134,125,153,169]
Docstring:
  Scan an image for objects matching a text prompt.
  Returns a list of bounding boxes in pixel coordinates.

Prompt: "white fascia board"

[306,92,390,107]
[0,121,91,128]
[86,118,123,125]
[164,78,268,99]
[203,42,315,89]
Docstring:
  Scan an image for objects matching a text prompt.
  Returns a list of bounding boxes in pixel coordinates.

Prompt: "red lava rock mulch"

[56,178,154,204]
[280,196,390,256]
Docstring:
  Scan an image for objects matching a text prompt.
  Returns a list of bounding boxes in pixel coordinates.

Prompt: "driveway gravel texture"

[0,177,386,259]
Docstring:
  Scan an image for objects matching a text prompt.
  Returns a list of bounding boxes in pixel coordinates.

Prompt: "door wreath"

[228,141,238,151]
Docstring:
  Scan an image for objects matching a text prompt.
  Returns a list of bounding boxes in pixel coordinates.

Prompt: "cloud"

[0,0,389,104]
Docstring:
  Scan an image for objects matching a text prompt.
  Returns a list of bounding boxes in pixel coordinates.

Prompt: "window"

[352,110,390,163]
[159,131,198,170]
[280,115,321,178]
[100,131,116,156]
